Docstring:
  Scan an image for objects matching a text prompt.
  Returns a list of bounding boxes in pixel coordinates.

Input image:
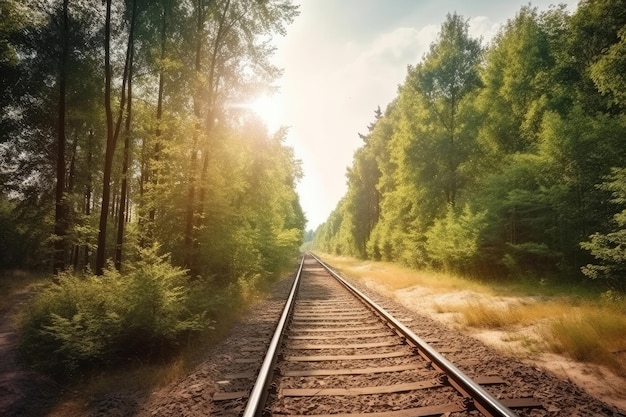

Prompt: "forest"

[312,1,626,291]
[0,0,305,277]
[0,0,305,373]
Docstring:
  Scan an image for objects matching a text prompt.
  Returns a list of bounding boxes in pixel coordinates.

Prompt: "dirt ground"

[360,279,626,411]
[0,286,61,416]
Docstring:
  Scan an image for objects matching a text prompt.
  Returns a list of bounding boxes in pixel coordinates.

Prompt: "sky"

[260,0,580,231]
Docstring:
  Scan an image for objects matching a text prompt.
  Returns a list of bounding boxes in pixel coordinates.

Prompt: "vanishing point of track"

[213,253,543,417]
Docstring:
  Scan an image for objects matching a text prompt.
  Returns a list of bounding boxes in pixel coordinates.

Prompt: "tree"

[566,0,626,114]
[590,27,626,109]
[0,1,103,270]
[425,205,486,272]
[183,0,299,273]
[414,12,483,207]
[96,0,137,275]
[1,0,304,281]
[52,0,69,273]
[342,107,384,257]
[581,168,626,290]
[364,14,483,266]
[476,6,565,157]
[115,0,140,271]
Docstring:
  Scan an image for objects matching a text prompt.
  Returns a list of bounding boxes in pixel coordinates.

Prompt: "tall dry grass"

[542,307,626,376]
[315,252,626,377]
[319,254,489,294]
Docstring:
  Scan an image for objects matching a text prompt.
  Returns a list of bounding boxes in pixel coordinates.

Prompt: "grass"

[315,252,626,377]
[455,302,522,328]
[319,253,490,294]
[542,307,626,376]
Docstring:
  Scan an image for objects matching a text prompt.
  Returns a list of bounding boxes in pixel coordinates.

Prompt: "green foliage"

[314,3,626,290]
[590,26,626,108]
[19,246,209,375]
[567,0,626,112]
[581,168,626,290]
[0,0,303,277]
[191,126,305,280]
[425,205,486,271]
[476,6,566,155]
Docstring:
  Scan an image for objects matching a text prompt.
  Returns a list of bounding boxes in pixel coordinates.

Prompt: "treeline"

[0,0,305,279]
[312,1,626,290]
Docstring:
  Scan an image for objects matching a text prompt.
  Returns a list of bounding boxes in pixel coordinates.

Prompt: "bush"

[425,204,486,271]
[19,247,209,375]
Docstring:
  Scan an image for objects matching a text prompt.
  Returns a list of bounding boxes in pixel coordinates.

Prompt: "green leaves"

[581,168,626,289]
[314,4,626,286]
[590,27,626,108]
[425,205,486,271]
[19,246,210,375]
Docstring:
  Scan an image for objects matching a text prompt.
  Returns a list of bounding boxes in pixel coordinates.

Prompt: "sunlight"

[248,93,285,132]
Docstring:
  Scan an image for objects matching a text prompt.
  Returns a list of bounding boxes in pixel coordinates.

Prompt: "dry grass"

[455,302,522,328]
[542,306,626,376]
[319,253,489,294]
[315,252,626,377]
[453,300,571,328]
[431,301,458,314]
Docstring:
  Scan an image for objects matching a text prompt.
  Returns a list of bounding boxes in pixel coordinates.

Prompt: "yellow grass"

[318,253,489,294]
[315,252,626,376]
[542,307,626,376]
[455,302,522,328]
[453,300,572,328]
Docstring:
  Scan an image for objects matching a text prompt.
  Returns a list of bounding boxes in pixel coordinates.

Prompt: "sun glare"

[249,93,285,132]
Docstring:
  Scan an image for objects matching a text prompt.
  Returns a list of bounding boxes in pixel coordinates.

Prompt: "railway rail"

[213,253,543,417]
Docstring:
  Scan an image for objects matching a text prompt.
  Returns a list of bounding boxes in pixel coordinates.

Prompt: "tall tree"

[96,0,135,274]
[476,6,562,157]
[53,0,69,273]
[414,12,482,207]
[183,0,298,272]
[115,0,139,271]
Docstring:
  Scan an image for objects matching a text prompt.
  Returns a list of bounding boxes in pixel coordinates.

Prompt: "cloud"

[288,26,442,228]
[283,19,499,229]
[468,16,501,44]
[333,25,439,110]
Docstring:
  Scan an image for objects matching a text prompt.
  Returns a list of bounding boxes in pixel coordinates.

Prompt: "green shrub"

[425,204,486,271]
[19,247,209,375]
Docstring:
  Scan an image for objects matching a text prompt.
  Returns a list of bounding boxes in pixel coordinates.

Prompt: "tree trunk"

[96,0,133,274]
[115,0,138,271]
[68,132,78,268]
[96,0,115,275]
[184,0,206,268]
[148,0,169,226]
[53,0,69,274]
[84,130,93,269]
[197,0,233,221]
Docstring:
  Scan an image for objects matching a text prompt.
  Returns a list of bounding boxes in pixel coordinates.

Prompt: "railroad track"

[213,253,543,417]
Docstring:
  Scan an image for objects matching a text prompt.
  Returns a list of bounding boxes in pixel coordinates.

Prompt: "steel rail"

[242,255,306,417]
[309,252,519,417]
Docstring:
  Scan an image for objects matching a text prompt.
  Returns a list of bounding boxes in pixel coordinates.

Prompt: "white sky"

[261,0,579,230]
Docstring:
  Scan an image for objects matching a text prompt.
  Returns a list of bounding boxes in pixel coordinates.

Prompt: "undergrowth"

[19,246,213,376]
[16,248,295,397]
